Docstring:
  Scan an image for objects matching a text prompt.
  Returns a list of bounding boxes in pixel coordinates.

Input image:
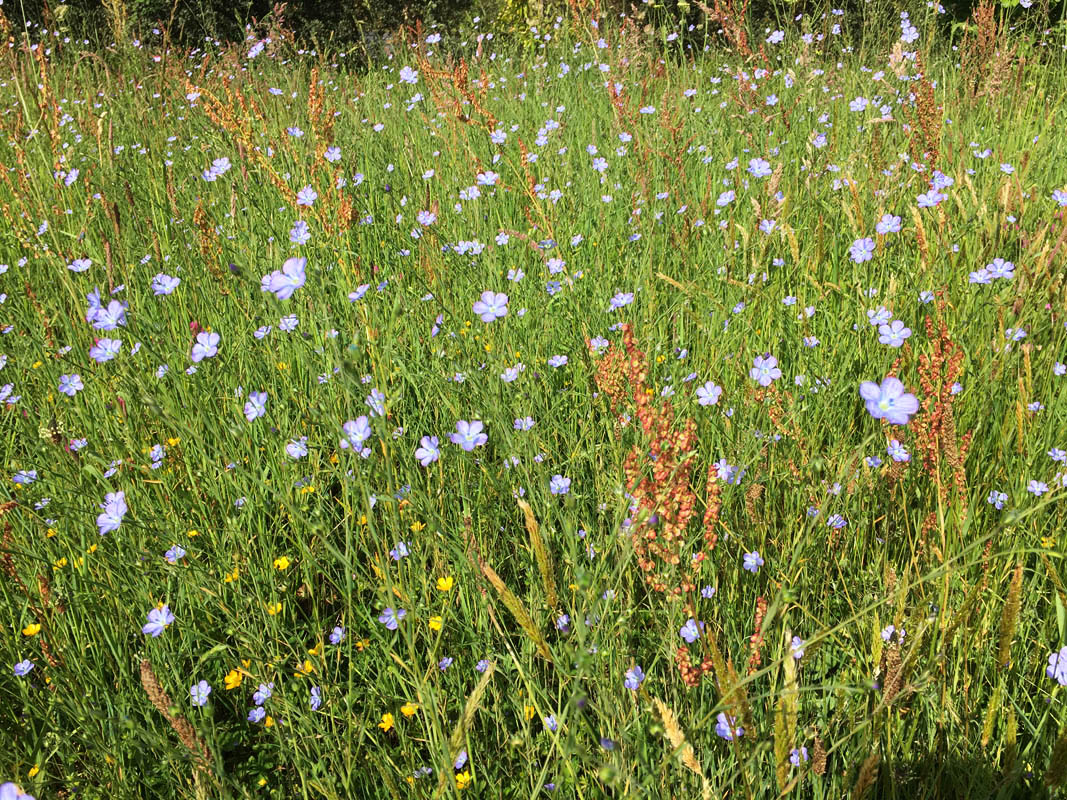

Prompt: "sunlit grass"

[1,7,1067,798]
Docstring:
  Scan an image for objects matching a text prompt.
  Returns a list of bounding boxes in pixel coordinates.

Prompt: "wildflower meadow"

[2,0,1067,797]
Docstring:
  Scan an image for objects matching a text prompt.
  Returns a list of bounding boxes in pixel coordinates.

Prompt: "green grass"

[2,7,1067,799]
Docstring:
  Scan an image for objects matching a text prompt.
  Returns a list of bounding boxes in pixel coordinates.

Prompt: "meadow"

[1,1,1067,797]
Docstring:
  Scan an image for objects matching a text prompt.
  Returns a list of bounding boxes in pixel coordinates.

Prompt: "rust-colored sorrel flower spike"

[594,324,721,611]
[747,596,768,674]
[910,314,971,519]
[905,51,942,171]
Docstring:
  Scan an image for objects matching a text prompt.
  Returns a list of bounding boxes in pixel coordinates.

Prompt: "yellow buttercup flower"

[436,576,454,592]
[224,669,243,690]
[456,770,472,790]
[429,616,443,632]
[264,716,274,728]
[266,602,283,615]
[273,556,291,570]
[378,713,394,732]
[167,437,181,447]
[224,567,239,583]
[22,623,41,636]
[28,765,40,778]
[400,702,418,717]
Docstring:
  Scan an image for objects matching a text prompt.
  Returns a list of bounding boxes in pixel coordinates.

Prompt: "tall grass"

[1,1,1066,797]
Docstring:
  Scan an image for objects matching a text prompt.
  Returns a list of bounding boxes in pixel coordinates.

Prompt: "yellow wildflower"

[22,623,41,636]
[456,771,472,790]
[28,765,40,778]
[436,576,454,591]
[400,702,418,717]
[429,616,443,632]
[266,602,283,615]
[224,669,243,690]
[524,705,536,721]
[378,713,394,732]
[273,556,291,571]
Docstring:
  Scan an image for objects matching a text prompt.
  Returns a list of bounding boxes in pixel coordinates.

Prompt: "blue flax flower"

[624,666,645,690]
[264,257,307,300]
[859,377,919,425]
[679,619,702,643]
[715,712,744,740]
[142,604,175,637]
[190,331,219,362]
[1047,646,1067,685]
[378,607,406,630]
[190,680,211,707]
[415,435,440,466]
[450,420,487,451]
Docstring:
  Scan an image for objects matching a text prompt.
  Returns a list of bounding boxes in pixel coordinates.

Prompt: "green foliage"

[1,9,1067,800]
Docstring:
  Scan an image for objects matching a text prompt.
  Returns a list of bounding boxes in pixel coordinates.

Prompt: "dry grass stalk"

[139,659,211,790]
[481,563,553,661]
[652,697,707,780]
[517,497,557,610]
[773,692,795,792]
[997,564,1024,666]
[449,661,494,751]
[812,734,828,775]
[1046,727,1067,788]
[851,751,880,799]
[981,683,1001,748]
[1004,707,1018,771]
[881,644,903,704]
